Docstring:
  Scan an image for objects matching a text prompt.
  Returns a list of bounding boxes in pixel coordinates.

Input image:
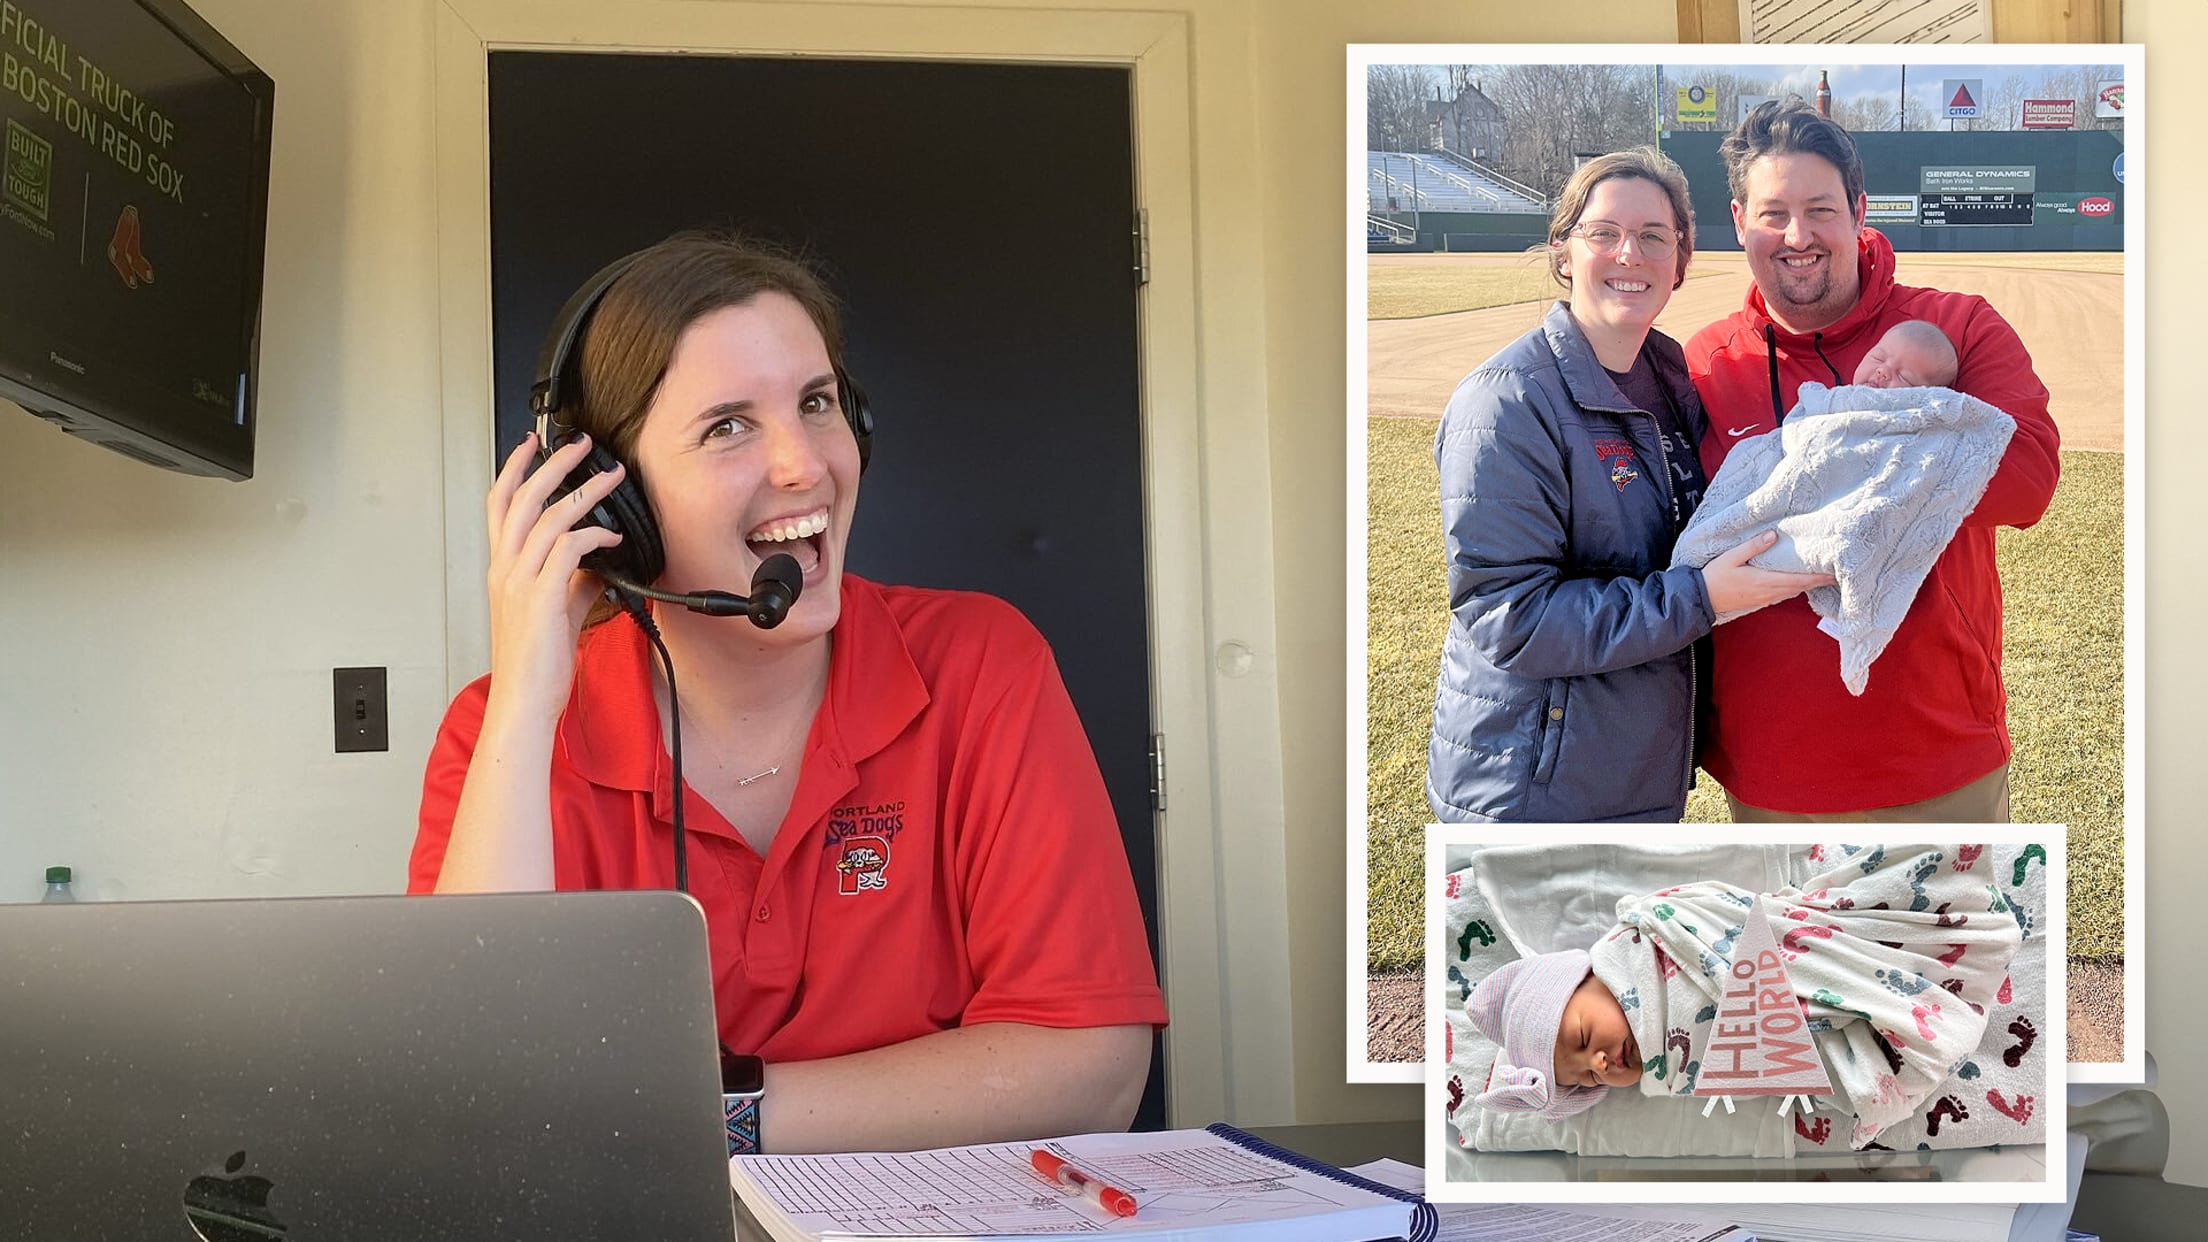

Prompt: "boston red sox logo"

[836,835,892,895]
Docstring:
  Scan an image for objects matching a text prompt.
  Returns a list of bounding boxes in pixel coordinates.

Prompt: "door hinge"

[1148,732,1166,812]
[1133,207,1150,286]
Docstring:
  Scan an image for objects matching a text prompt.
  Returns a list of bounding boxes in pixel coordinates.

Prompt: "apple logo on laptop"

[182,1150,290,1241]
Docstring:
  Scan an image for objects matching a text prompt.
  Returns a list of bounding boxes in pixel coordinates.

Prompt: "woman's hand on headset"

[481,431,629,727]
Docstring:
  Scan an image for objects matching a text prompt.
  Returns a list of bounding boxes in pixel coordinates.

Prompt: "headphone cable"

[616,590,690,893]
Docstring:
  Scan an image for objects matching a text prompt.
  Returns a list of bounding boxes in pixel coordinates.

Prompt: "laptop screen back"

[0,890,735,1241]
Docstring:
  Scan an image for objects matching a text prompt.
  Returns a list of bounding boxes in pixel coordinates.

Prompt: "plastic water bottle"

[41,866,75,903]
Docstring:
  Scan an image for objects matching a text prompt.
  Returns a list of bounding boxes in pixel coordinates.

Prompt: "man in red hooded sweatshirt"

[1686,100,2060,821]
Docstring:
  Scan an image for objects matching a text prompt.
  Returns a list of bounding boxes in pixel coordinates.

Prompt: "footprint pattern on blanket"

[1669,1027,1693,1063]
[1958,1059,1982,1080]
[1457,919,1495,959]
[1653,903,1675,921]
[1617,987,1640,1013]
[1795,1113,1832,1145]
[1445,873,1462,900]
[1446,1024,1452,1061]
[1447,1075,1464,1114]
[1936,943,1968,967]
[2004,1018,2038,1068]
[1719,890,1754,908]
[1877,968,1932,997]
[2012,844,2047,887]
[1911,1001,1943,1042]
[1987,885,2011,915]
[1907,852,1944,912]
[1935,902,1969,928]
[1646,1053,1668,1081]
[1711,923,1743,959]
[1926,1095,1970,1137]
[1873,1033,1904,1074]
[1783,923,1837,959]
[1856,845,1887,873]
[1840,845,1862,857]
[1987,1089,2035,1125]
[1954,844,1984,872]
[2009,896,2034,940]
[1998,975,2013,1005]
[1652,944,1679,979]
[1678,1059,1701,1094]
[1696,1003,1718,1024]
[1449,965,1471,1004]
[1812,989,1874,1023]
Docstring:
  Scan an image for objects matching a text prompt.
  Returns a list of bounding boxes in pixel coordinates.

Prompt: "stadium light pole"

[1899,64,1907,131]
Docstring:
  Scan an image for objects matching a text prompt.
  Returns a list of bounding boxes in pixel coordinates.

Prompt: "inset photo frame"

[1424,826,2067,1209]
[1348,43,2143,1085]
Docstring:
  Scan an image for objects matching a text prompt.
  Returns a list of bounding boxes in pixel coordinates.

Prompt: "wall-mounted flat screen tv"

[0,0,273,479]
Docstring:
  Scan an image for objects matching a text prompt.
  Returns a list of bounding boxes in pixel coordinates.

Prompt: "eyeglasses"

[1568,224,1679,259]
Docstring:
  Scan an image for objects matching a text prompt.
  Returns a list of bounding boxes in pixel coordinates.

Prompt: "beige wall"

[0,0,2200,1183]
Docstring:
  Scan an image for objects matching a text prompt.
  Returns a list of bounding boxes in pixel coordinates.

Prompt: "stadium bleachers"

[1367,151,1545,214]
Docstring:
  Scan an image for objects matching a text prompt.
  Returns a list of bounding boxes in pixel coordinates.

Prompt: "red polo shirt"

[410,574,1167,1061]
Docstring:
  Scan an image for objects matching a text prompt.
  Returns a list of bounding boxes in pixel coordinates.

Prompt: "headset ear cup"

[837,367,874,474]
[553,442,663,586]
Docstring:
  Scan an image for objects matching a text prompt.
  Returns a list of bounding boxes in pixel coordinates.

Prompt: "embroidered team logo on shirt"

[835,836,892,894]
[1592,437,1640,491]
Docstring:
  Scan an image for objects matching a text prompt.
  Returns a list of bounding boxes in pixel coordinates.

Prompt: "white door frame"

[430,0,1297,1127]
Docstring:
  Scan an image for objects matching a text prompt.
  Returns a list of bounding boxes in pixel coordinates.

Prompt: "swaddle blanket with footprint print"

[1442,843,2052,1156]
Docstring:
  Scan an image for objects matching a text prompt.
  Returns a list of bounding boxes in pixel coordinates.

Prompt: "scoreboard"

[1919,192,2035,226]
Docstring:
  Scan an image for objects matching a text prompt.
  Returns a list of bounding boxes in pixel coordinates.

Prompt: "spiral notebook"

[728,1123,1437,1241]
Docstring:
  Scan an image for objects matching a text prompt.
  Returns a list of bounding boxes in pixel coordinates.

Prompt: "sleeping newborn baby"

[1852,319,1959,389]
[1669,319,2016,694]
[1464,843,2022,1148]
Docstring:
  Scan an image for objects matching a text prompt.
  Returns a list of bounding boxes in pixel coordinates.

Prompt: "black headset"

[527,250,875,591]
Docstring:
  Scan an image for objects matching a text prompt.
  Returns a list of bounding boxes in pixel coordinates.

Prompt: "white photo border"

[1345,42,2145,1086]
[1420,824,2068,1205]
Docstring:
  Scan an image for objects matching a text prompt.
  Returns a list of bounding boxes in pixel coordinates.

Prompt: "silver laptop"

[1,890,736,1241]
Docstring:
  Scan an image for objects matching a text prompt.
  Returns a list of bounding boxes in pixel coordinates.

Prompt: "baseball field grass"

[1364,416,2125,968]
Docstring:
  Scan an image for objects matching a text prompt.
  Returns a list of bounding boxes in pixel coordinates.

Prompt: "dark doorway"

[486,53,1162,1128]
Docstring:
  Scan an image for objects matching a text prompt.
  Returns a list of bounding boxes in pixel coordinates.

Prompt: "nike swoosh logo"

[1727,424,1762,437]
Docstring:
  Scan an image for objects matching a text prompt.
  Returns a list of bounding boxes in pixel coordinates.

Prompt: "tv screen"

[0,0,272,479]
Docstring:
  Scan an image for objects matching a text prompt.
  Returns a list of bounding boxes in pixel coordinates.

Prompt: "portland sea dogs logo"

[827,799,904,894]
[1592,437,1639,491]
[835,836,891,894]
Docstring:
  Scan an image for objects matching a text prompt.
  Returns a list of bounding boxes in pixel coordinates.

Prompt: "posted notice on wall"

[1739,0,1989,44]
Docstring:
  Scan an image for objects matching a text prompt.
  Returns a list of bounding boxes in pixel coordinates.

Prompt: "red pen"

[1029,1147,1138,1218]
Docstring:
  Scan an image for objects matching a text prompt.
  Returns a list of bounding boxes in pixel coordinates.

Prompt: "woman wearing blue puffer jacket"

[1427,148,1829,823]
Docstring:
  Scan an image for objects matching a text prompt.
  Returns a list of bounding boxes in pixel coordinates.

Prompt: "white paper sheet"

[1738,0,1990,44]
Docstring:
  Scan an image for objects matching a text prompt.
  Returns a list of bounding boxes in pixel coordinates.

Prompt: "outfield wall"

[1370,129,2125,253]
[1666,129,2125,252]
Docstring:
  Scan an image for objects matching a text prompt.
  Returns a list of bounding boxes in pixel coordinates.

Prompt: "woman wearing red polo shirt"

[409,233,1163,1153]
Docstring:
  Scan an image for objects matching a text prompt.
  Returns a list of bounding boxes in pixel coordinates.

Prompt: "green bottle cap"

[45,866,72,885]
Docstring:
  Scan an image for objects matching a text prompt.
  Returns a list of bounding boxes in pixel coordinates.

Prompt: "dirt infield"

[1366,252,2125,452]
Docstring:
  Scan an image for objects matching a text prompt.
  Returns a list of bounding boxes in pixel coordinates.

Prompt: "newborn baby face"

[1851,332,1955,389]
[1553,971,1643,1087]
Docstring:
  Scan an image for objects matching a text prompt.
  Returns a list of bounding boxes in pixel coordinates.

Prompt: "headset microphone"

[597,552,804,629]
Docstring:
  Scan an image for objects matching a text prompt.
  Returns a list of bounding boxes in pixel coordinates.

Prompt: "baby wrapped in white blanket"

[1452,842,2034,1155]
[1669,321,2017,694]
[1587,843,2021,1148]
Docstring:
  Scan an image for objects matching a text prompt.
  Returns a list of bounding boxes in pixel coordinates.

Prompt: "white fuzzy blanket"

[1442,842,2052,1156]
[1669,384,2016,694]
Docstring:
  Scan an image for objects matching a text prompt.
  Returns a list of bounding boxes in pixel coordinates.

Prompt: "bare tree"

[1478,63,1655,198]
[1833,95,1893,133]
[1367,64,1442,151]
